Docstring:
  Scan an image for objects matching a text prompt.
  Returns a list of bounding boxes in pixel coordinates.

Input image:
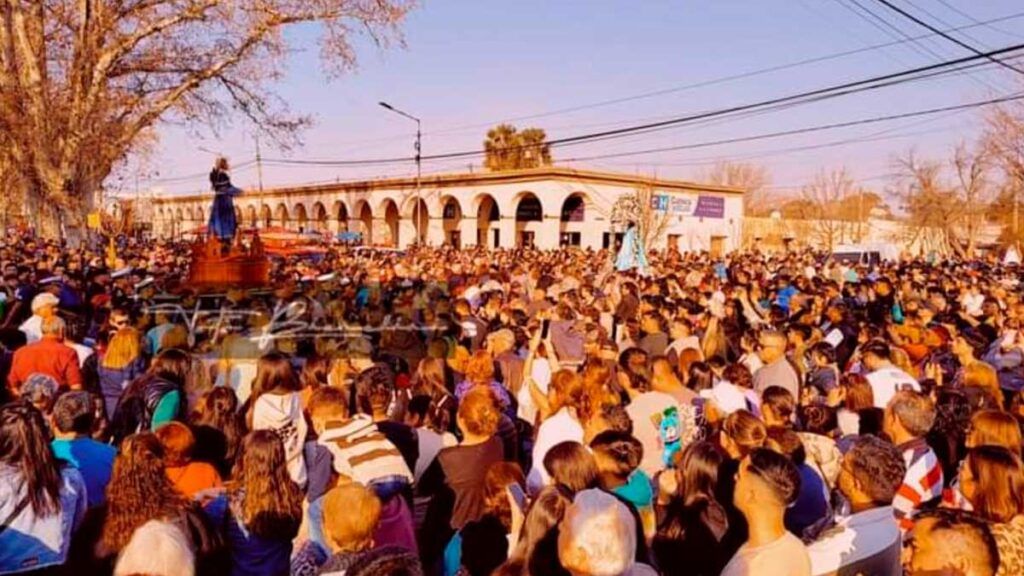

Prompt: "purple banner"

[694,195,724,218]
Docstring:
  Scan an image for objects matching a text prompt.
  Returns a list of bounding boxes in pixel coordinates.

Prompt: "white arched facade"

[151,168,744,252]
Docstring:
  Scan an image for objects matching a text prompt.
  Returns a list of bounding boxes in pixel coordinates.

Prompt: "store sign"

[650,194,725,219]
[694,196,725,218]
[649,195,670,211]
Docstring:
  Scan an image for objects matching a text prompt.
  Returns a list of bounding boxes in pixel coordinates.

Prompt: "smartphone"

[541,318,551,339]
[508,483,528,512]
[611,321,619,342]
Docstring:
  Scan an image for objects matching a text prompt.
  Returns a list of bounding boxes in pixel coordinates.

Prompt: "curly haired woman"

[223,430,304,576]
[99,432,221,574]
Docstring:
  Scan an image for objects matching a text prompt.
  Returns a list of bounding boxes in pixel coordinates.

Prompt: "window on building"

[560,232,581,247]
[561,197,585,222]
[518,231,535,248]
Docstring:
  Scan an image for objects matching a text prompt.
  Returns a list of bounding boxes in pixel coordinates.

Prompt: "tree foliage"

[0,0,413,237]
[483,124,552,171]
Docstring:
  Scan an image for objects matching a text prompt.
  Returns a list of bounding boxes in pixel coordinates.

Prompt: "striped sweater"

[318,415,414,488]
[892,437,944,532]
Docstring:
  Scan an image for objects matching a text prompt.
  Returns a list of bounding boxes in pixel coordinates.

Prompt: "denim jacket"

[0,463,87,574]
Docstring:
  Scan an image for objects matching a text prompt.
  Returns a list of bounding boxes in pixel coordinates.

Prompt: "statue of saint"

[208,157,242,249]
[615,221,649,275]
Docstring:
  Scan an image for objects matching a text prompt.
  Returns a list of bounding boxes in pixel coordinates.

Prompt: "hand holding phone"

[541,318,551,340]
[507,483,528,513]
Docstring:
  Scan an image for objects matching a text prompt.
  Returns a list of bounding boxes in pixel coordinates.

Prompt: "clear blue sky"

[143,0,1024,200]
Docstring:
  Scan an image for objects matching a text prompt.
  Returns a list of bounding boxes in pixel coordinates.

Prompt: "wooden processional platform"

[188,233,271,289]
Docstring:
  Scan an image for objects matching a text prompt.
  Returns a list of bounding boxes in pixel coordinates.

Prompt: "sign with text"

[650,194,725,218]
[694,195,725,218]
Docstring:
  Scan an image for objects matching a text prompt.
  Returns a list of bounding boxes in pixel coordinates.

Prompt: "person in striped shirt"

[884,390,943,532]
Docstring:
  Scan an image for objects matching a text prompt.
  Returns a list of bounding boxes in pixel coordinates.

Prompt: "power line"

[264,42,1024,168]
[932,0,1024,40]
[872,0,1024,76]
[836,0,1009,94]
[264,9,1024,154]
[556,92,1024,163]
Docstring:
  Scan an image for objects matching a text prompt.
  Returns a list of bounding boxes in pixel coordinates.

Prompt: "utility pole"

[255,134,265,194]
[857,187,864,242]
[379,102,422,245]
[1015,182,1020,246]
[254,132,264,228]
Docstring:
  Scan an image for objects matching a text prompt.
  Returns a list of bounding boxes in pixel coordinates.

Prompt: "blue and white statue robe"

[615,226,649,275]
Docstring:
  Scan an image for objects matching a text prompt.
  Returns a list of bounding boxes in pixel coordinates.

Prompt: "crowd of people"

[1,232,1024,576]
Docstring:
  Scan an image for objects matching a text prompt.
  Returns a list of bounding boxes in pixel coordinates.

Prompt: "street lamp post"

[379,101,422,245]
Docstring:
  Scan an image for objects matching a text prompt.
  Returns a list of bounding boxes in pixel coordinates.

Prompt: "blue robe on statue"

[615,225,649,275]
[208,168,241,241]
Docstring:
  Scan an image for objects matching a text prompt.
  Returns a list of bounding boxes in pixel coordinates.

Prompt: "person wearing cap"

[8,316,83,394]
[19,292,60,344]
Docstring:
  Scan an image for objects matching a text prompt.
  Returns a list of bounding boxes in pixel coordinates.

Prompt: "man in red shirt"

[8,316,83,393]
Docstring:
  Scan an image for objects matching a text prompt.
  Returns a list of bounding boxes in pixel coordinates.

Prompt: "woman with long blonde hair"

[98,327,146,419]
[224,430,303,576]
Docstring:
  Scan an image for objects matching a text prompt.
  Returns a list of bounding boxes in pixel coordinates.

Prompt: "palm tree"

[518,128,552,168]
[484,124,519,171]
[483,124,553,171]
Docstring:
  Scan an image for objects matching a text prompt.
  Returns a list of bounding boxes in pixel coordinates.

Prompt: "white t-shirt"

[527,408,584,493]
[721,532,811,576]
[866,366,919,408]
[518,358,551,424]
[413,427,457,483]
[625,391,679,477]
[19,315,42,344]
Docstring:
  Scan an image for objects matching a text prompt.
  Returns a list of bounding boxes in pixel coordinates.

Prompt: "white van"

[831,243,899,265]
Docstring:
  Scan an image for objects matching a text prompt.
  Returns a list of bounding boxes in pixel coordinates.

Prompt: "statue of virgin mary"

[615,221,649,275]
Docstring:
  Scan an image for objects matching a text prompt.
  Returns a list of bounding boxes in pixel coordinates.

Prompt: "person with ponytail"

[0,402,87,573]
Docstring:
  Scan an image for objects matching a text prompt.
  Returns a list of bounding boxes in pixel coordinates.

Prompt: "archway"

[559,193,588,247]
[403,197,429,245]
[312,202,328,232]
[274,203,289,228]
[356,201,373,244]
[441,196,463,247]
[514,192,543,248]
[245,205,258,229]
[382,199,400,247]
[333,201,350,233]
[260,205,272,228]
[185,207,195,227]
[475,194,500,248]
[294,203,309,232]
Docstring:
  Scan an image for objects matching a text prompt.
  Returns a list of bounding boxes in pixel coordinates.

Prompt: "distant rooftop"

[154,165,745,203]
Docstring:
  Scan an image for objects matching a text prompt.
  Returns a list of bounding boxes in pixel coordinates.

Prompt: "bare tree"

[800,168,857,251]
[700,161,772,216]
[985,103,1024,246]
[951,142,993,257]
[610,184,670,250]
[893,151,960,255]
[0,0,413,240]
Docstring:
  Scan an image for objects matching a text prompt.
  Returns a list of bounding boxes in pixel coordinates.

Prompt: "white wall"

[152,172,745,252]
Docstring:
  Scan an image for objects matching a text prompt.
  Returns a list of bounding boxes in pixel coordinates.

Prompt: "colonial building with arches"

[152,167,744,253]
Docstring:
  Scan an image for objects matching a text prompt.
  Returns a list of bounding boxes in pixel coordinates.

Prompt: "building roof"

[153,166,745,204]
